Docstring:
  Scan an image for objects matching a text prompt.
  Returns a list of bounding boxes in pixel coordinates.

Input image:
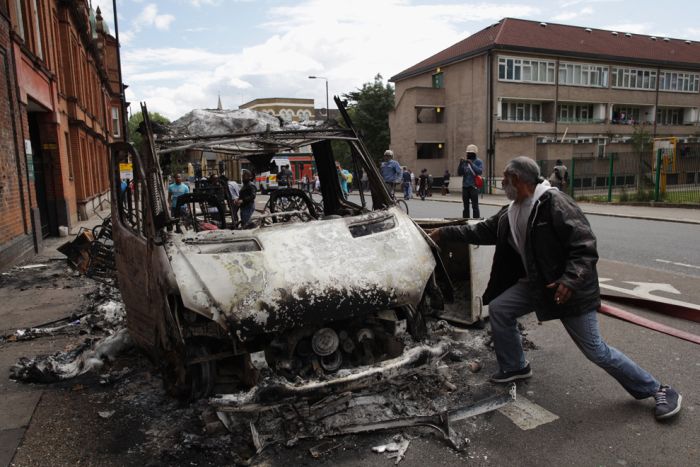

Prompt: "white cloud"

[136,4,175,30]
[122,0,540,119]
[683,28,700,40]
[551,6,594,22]
[602,23,652,34]
[119,3,175,44]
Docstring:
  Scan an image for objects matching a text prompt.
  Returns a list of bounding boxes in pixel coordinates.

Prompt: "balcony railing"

[557,117,605,124]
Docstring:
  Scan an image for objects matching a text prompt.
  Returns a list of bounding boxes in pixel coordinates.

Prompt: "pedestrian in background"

[336,162,349,198]
[168,173,190,218]
[458,144,483,218]
[418,169,429,200]
[237,170,257,227]
[428,156,681,421]
[361,171,369,193]
[380,149,402,198]
[442,169,451,195]
[402,166,412,200]
[549,159,569,191]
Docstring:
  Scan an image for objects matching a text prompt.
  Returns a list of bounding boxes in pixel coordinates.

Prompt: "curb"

[366,193,700,225]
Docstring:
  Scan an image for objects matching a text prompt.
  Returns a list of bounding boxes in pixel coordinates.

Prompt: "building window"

[659,71,700,93]
[416,107,444,123]
[417,143,444,159]
[656,108,682,125]
[558,62,608,87]
[611,106,640,124]
[498,56,555,84]
[31,0,43,60]
[14,0,25,39]
[298,110,311,121]
[611,66,657,90]
[111,107,120,137]
[432,72,443,89]
[557,103,600,123]
[500,101,542,122]
[279,109,294,122]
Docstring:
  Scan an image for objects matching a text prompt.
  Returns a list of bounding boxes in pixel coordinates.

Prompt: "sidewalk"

[415,190,700,225]
[0,208,109,467]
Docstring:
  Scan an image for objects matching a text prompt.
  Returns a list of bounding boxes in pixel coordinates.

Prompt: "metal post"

[607,154,614,202]
[570,158,575,198]
[654,149,662,202]
[325,79,329,121]
[308,76,329,121]
[112,0,128,141]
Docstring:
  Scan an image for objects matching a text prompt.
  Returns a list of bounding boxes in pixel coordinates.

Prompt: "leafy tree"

[341,74,395,165]
[127,111,170,153]
[631,124,653,193]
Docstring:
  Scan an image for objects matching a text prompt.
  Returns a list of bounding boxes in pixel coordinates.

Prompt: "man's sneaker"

[490,363,532,383]
[654,385,682,420]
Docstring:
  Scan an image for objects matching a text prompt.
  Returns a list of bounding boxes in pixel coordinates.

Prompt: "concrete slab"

[0,392,42,430]
[0,428,24,467]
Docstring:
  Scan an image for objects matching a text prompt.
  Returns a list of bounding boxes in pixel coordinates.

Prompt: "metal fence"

[538,143,700,204]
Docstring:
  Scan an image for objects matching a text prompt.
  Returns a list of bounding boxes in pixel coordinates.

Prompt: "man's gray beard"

[505,185,518,200]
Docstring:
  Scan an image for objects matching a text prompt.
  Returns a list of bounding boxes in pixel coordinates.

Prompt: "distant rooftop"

[391,17,700,82]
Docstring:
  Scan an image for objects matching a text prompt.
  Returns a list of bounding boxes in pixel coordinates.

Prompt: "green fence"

[539,144,700,204]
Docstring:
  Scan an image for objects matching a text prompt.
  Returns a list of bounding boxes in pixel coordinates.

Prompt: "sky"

[92,0,700,121]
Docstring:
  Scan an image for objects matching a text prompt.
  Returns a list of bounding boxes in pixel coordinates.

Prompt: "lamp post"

[308,75,329,121]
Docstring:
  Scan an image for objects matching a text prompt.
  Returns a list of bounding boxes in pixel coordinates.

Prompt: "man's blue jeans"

[403,182,412,199]
[489,280,660,399]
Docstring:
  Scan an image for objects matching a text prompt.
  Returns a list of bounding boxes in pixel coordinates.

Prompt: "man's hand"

[427,228,441,243]
[547,282,572,305]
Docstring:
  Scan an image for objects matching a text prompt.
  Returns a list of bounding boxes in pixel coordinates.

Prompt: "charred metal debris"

[24,99,515,460]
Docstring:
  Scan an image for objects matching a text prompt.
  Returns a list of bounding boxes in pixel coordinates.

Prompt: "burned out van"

[109,98,492,400]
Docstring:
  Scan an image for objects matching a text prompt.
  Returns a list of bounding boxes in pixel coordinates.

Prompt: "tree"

[631,124,653,193]
[342,74,395,165]
[127,111,170,153]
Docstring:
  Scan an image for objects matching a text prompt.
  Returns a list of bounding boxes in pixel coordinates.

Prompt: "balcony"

[402,86,446,108]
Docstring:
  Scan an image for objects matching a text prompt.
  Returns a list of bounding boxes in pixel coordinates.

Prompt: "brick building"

[389,18,700,182]
[0,1,124,268]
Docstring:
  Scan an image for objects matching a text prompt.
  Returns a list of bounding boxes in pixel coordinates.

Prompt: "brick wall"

[0,8,36,266]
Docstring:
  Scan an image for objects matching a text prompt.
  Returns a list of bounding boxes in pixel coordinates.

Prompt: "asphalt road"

[403,196,700,278]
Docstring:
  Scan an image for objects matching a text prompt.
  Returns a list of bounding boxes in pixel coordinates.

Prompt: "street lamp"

[308,75,329,121]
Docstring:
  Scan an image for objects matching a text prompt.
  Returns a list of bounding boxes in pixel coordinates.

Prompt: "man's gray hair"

[504,156,540,185]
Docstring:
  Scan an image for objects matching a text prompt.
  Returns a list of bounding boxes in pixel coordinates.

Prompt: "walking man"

[237,170,257,227]
[458,144,483,218]
[402,166,412,200]
[549,159,569,191]
[428,156,681,420]
[380,149,402,198]
[168,173,190,218]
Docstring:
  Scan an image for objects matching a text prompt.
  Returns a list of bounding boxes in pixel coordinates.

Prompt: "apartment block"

[389,18,700,180]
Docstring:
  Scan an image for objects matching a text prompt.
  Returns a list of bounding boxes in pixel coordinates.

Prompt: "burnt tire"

[162,343,216,401]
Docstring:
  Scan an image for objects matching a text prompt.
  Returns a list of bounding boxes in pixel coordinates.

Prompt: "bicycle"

[386,181,409,215]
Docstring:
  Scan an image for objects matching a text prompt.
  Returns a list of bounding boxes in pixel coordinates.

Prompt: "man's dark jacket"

[440,188,600,321]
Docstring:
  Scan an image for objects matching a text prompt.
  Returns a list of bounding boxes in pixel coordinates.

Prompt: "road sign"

[119,162,133,180]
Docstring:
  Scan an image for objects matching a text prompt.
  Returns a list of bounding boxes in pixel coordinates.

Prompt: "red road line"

[600,294,700,323]
[599,303,700,345]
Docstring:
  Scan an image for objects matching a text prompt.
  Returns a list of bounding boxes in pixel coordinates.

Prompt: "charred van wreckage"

[104,98,506,449]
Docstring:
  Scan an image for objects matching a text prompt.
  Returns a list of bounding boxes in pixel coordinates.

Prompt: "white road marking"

[598,278,700,311]
[655,259,700,270]
[497,395,559,430]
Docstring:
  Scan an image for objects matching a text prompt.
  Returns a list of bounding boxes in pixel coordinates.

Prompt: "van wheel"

[162,343,216,401]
